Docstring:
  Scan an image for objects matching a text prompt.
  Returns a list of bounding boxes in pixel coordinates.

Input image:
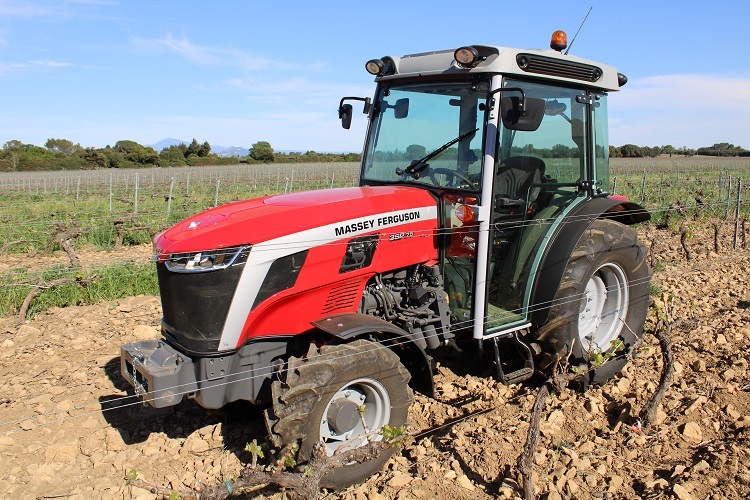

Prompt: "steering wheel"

[428,167,478,190]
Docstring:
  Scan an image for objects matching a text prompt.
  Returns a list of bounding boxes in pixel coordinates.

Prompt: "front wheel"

[265,339,413,489]
[535,219,651,385]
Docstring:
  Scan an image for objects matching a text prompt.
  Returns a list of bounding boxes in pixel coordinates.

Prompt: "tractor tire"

[265,339,413,489]
[535,219,651,385]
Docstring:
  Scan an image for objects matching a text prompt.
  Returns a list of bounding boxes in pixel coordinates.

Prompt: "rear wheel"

[535,219,651,385]
[265,339,413,489]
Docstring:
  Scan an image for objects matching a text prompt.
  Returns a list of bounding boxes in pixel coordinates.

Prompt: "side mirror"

[339,104,353,130]
[338,97,372,129]
[501,96,546,131]
[393,98,409,119]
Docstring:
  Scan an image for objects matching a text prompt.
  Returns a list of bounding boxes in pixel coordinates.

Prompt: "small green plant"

[651,303,667,323]
[649,280,663,297]
[126,469,138,480]
[244,441,264,458]
[589,339,625,367]
[168,492,181,500]
[283,443,299,469]
[381,424,409,448]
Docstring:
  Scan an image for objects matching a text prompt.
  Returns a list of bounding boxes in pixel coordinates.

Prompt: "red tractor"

[121,31,650,487]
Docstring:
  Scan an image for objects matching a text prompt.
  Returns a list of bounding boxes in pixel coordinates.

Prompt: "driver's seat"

[495,156,546,210]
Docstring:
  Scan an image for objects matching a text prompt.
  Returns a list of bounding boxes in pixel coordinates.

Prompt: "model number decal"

[389,231,414,242]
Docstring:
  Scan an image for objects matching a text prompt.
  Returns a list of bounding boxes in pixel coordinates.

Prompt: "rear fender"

[529,197,649,326]
[312,312,434,398]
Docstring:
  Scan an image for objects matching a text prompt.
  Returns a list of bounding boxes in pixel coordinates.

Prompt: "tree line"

[1,137,746,172]
[0,138,363,172]
[609,143,749,158]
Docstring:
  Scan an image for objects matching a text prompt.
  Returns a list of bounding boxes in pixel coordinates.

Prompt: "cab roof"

[374,45,622,92]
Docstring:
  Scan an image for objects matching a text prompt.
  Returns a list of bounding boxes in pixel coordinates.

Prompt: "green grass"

[0,262,157,318]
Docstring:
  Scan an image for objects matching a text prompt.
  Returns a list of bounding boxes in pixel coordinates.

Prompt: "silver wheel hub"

[319,378,391,456]
[578,262,629,354]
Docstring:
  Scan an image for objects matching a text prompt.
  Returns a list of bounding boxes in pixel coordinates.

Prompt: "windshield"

[362,81,489,191]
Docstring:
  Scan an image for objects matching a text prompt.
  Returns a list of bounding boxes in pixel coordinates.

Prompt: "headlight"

[164,245,250,273]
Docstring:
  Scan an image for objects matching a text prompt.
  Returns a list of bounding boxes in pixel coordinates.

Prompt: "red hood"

[155,186,438,256]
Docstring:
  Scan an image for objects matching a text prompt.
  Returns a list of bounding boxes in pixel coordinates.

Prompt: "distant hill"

[148,138,248,157]
[149,138,187,151]
[212,145,249,157]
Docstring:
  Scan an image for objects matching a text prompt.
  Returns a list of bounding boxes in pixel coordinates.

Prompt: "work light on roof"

[366,57,396,76]
[454,46,480,68]
[365,59,384,75]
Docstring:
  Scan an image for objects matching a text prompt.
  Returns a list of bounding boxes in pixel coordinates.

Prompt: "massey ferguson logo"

[334,210,422,237]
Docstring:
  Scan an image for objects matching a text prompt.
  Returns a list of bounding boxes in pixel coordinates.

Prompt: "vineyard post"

[167,177,175,222]
[659,172,664,203]
[290,170,295,193]
[76,176,81,201]
[640,171,646,202]
[612,176,617,195]
[186,172,191,195]
[331,171,335,189]
[276,167,280,192]
[726,175,732,219]
[734,178,742,250]
[214,179,220,207]
[134,173,139,215]
[109,173,113,212]
[43,178,47,194]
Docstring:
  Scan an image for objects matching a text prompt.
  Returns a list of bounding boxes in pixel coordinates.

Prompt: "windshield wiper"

[395,128,478,179]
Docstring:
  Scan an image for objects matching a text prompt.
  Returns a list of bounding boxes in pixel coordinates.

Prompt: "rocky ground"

[0,221,749,499]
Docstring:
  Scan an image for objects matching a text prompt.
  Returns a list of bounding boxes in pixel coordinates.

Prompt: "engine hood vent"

[516,53,602,83]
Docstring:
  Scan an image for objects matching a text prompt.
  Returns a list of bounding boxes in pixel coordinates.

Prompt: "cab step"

[491,332,535,385]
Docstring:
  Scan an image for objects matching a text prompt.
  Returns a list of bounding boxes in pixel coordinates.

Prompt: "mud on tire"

[535,219,651,385]
[265,339,413,489]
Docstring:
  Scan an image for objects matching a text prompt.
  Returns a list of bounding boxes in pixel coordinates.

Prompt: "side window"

[593,93,609,194]
[498,79,587,185]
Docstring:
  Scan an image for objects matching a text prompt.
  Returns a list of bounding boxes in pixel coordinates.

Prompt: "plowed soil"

[1,223,749,500]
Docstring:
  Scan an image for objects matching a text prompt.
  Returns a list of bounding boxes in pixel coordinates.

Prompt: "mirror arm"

[488,87,526,112]
[338,96,372,116]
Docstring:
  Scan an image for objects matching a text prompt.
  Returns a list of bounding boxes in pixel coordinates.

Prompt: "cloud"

[131,33,273,71]
[0,59,75,76]
[609,73,750,148]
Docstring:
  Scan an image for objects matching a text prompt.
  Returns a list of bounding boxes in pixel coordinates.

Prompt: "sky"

[1,0,749,152]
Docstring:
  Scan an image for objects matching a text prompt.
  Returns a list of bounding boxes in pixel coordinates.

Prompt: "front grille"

[158,252,247,353]
[516,53,602,82]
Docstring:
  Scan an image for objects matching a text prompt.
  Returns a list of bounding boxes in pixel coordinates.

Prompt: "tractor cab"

[341,35,622,344]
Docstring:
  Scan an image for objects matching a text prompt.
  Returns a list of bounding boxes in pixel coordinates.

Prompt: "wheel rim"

[319,378,391,456]
[578,262,629,354]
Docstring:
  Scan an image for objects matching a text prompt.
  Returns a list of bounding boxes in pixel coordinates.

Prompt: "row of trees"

[0,139,363,172]
[0,138,249,172]
[609,143,749,158]
[248,141,361,164]
[1,137,747,172]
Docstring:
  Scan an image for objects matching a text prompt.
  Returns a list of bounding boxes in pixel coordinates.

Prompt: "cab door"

[485,79,590,333]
